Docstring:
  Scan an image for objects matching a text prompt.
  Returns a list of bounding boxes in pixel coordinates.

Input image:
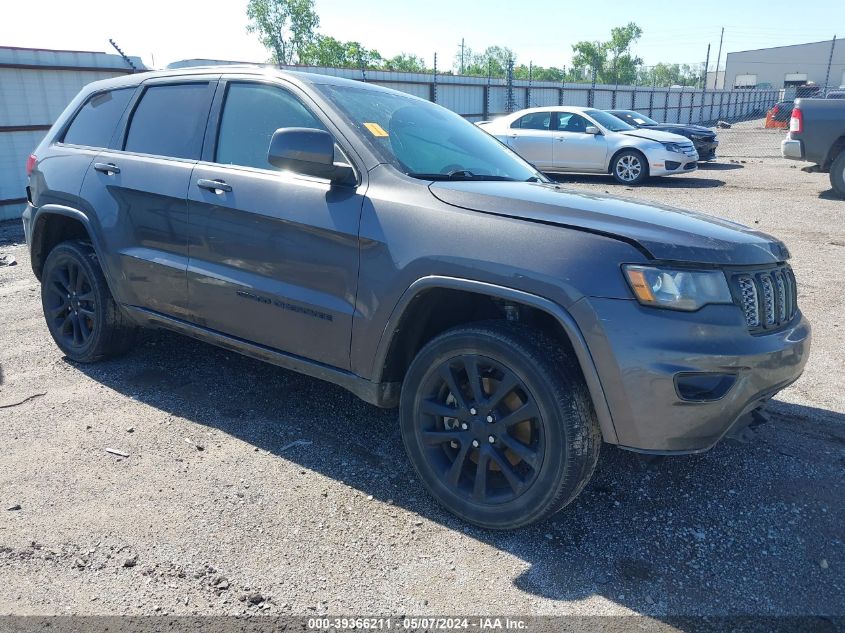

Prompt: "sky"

[1,0,841,71]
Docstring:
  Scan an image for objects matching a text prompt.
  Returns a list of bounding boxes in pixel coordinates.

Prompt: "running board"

[123,305,400,408]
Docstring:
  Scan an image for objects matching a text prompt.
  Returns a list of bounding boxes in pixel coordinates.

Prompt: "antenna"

[109,38,138,72]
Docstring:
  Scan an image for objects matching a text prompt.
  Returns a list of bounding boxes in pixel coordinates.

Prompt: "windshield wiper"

[408,171,519,182]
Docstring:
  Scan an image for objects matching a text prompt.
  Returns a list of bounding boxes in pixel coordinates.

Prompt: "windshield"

[619,110,659,126]
[584,109,636,132]
[315,83,546,182]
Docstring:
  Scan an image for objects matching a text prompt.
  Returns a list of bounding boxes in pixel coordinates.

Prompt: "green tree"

[459,45,516,77]
[247,0,319,64]
[383,53,428,73]
[638,62,704,87]
[570,22,643,84]
[299,35,385,68]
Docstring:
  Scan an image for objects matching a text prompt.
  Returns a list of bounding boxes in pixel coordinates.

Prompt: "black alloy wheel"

[44,256,97,350]
[400,322,601,529]
[417,353,545,505]
[40,240,137,362]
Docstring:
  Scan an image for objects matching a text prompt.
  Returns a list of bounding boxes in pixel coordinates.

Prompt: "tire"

[399,321,601,529]
[611,149,648,185]
[40,240,137,362]
[830,151,845,199]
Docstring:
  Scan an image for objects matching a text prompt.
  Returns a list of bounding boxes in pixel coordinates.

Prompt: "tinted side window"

[557,113,590,133]
[124,83,210,159]
[62,88,134,148]
[511,112,551,130]
[216,83,326,170]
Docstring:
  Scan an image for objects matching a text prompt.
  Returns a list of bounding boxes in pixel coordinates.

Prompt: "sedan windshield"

[617,110,659,126]
[584,109,636,132]
[315,83,546,182]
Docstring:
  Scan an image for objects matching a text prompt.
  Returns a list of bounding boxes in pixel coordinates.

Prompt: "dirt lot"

[0,156,843,625]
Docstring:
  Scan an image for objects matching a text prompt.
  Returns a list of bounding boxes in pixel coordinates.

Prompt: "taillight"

[789,108,803,133]
[772,105,779,115]
[26,154,37,176]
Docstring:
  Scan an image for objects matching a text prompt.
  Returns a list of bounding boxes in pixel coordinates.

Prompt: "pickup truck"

[781,98,845,197]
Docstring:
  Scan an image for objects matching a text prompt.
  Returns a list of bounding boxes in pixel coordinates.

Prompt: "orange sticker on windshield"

[363,122,389,137]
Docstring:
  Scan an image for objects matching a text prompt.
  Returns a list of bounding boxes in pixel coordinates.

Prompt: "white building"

[0,46,145,221]
[724,39,843,90]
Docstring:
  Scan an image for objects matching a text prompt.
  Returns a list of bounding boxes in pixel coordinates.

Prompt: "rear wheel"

[41,240,137,362]
[830,150,845,199]
[611,149,648,185]
[399,322,601,529]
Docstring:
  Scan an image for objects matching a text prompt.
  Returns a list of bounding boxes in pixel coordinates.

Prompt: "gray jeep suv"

[23,66,810,529]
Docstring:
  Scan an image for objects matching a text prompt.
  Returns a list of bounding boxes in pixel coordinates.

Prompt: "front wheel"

[830,151,845,199]
[611,149,648,185]
[399,322,601,529]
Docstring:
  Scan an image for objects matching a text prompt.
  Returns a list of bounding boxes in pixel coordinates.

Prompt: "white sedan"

[477,106,698,185]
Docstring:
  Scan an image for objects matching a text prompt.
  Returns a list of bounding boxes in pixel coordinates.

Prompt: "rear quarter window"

[124,83,211,160]
[62,88,135,148]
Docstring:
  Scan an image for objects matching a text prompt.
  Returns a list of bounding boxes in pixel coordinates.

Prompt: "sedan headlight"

[623,265,733,311]
[661,142,686,153]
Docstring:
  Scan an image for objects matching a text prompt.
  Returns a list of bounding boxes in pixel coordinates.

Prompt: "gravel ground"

[0,156,843,624]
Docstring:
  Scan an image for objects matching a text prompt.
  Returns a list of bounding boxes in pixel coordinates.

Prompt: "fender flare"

[372,276,619,444]
[29,204,114,289]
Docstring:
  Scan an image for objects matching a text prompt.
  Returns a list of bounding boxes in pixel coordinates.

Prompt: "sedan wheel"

[612,150,648,185]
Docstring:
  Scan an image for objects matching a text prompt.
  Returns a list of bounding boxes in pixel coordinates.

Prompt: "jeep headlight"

[623,265,732,311]
[661,142,686,153]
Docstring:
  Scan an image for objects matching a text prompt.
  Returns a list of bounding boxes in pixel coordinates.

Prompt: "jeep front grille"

[731,266,797,332]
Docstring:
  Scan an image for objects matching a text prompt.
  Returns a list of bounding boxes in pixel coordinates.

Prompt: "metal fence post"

[526,61,533,108]
[588,66,597,108]
[430,53,437,103]
[631,78,637,109]
[664,88,670,122]
[484,60,491,120]
[505,57,516,113]
[688,90,694,124]
[648,76,656,118]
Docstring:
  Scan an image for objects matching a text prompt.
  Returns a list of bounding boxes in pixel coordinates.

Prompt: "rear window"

[511,112,552,130]
[62,88,134,148]
[124,83,210,159]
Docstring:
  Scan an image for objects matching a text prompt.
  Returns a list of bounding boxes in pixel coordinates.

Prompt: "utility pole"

[714,27,724,90]
[823,35,837,92]
[459,38,465,74]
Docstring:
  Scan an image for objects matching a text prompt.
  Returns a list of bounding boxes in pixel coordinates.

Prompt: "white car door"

[503,111,554,170]
[552,113,608,171]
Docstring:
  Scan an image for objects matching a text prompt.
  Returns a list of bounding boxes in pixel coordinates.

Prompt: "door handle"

[557,137,566,142]
[197,179,232,193]
[93,162,120,175]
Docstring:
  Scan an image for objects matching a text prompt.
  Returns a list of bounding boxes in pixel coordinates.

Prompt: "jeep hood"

[429,181,789,265]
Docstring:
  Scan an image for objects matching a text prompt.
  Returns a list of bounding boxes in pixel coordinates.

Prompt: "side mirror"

[585,126,600,135]
[268,128,355,184]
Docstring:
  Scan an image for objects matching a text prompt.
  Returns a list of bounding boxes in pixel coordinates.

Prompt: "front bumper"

[781,138,804,160]
[648,148,699,177]
[692,138,718,160]
[570,297,811,453]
